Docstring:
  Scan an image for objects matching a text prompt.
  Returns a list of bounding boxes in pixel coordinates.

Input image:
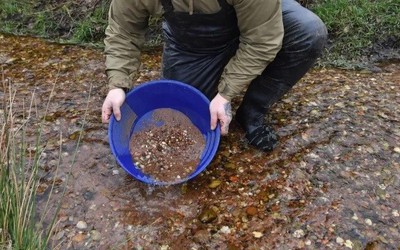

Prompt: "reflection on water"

[1,33,399,249]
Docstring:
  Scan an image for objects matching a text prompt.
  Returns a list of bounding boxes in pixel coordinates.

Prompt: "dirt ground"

[0,34,399,250]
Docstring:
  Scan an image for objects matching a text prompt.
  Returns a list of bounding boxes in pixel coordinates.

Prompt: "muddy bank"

[1,34,399,249]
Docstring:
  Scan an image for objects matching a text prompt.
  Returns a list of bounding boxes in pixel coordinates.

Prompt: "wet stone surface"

[1,34,399,249]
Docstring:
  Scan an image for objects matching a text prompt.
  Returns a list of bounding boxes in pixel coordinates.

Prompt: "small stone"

[334,102,345,108]
[245,206,258,216]
[112,169,119,175]
[220,226,231,234]
[365,218,372,226]
[90,230,101,241]
[365,240,386,250]
[293,229,305,238]
[224,162,236,170]
[336,237,344,244]
[208,179,221,188]
[160,245,169,250]
[198,208,217,223]
[305,240,311,245]
[392,210,399,217]
[72,233,86,242]
[76,221,88,230]
[310,109,320,115]
[393,147,400,153]
[352,213,358,220]
[344,240,353,249]
[252,231,263,238]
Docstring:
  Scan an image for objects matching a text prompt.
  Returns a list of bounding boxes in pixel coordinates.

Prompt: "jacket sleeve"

[104,0,151,90]
[218,0,284,100]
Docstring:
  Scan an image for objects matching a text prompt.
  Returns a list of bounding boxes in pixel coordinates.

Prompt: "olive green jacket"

[105,0,283,100]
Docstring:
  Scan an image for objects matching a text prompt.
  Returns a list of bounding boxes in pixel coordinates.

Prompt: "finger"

[220,118,229,135]
[112,103,122,121]
[222,122,229,135]
[102,113,110,123]
[210,110,218,130]
[102,106,112,123]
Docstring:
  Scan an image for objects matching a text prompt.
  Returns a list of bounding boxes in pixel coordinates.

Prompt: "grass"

[311,0,400,67]
[71,0,110,43]
[0,0,32,34]
[0,68,88,249]
[0,70,52,249]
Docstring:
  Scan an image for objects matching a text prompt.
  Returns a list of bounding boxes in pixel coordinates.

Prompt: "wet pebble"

[208,179,221,189]
[252,231,263,238]
[245,206,258,216]
[76,220,88,230]
[198,208,218,223]
[224,162,237,170]
[90,230,101,241]
[293,229,305,238]
[83,190,95,201]
[219,226,231,234]
[344,239,353,249]
[72,233,86,242]
[365,241,386,250]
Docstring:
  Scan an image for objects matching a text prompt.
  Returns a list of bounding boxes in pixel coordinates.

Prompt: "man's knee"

[283,0,328,56]
[304,15,328,55]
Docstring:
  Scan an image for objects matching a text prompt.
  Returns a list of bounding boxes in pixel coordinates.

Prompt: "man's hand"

[210,93,232,135]
[102,88,126,123]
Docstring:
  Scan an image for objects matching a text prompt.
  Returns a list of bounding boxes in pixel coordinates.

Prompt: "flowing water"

[1,34,399,249]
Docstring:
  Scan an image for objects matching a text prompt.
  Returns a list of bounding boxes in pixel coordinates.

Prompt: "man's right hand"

[102,88,126,123]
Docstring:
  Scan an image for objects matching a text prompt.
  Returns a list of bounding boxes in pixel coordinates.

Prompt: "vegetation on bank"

[0,71,86,249]
[0,0,399,67]
[310,0,400,67]
[0,75,56,249]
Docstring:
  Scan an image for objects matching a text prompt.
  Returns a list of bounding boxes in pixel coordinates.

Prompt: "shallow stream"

[1,34,399,249]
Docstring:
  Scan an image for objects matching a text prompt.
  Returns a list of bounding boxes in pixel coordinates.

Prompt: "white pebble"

[365,218,372,226]
[392,209,399,217]
[252,231,263,238]
[76,221,87,230]
[160,245,169,250]
[336,237,344,244]
[344,240,353,249]
[220,226,231,234]
[293,229,305,238]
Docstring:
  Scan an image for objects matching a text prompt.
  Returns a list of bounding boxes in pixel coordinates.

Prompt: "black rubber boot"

[235,76,286,152]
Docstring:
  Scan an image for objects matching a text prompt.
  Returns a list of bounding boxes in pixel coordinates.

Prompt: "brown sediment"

[129,108,205,183]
